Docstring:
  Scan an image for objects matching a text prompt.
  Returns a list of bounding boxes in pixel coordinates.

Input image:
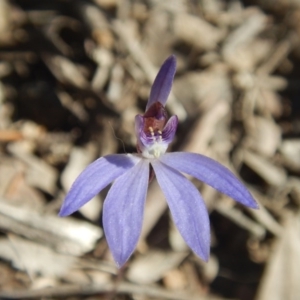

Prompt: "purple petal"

[135,114,178,150]
[135,115,147,148]
[162,115,179,144]
[59,154,141,216]
[146,55,176,110]
[103,159,149,268]
[160,152,259,209]
[151,160,210,261]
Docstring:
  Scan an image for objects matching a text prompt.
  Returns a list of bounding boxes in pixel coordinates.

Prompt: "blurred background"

[0,0,299,299]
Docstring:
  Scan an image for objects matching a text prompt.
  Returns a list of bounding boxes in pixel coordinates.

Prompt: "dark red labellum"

[143,102,168,135]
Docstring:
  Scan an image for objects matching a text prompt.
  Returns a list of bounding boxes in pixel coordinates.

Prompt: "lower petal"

[103,159,149,268]
[151,160,210,261]
[59,154,140,216]
[160,152,258,209]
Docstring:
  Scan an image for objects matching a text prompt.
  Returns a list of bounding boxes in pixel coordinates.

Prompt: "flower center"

[141,126,168,159]
[149,126,162,142]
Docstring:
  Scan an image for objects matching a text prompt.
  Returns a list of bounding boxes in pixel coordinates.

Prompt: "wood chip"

[0,199,102,256]
[243,150,287,186]
[7,142,58,195]
[247,116,281,157]
[61,145,102,221]
[280,139,300,170]
[173,13,224,51]
[126,250,188,284]
[0,236,76,277]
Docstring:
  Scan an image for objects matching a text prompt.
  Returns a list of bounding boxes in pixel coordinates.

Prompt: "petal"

[135,114,147,147]
[151,160,210,261]
[160,152,258,209]
[103,159,149,268]
[135,114,178,148]
[146,55,176,110]
[59,154,141,216]
[162,115,179,144]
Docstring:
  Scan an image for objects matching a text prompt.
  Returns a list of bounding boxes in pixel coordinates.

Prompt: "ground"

[0,1,299,299]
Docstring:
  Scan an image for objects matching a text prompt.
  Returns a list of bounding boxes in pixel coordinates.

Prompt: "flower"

[59,55,258,268]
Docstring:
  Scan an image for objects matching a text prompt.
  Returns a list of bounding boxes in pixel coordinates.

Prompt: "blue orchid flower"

[59,55,258,268]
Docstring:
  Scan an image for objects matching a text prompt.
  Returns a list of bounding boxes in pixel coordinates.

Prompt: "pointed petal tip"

[248,198,259,210]
[163,55,177,75]
[58,202,73,217]
[196,240,210,262]
[166,54,176,65]
[58,209,68,217]
[193,246,210,263]
[111,247,134,269]
[202,252,210,263]
[114,257,127,269]
[58,211,66,217]
[239,189,260,210]
[146,54,177,110]
[115,261,122,269]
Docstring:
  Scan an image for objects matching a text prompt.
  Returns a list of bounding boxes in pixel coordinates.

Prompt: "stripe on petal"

[103,159,149,268]
[146,55,176,110]
[151,160,210,261]
[59,154,140,216]
[160,152,258,209]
